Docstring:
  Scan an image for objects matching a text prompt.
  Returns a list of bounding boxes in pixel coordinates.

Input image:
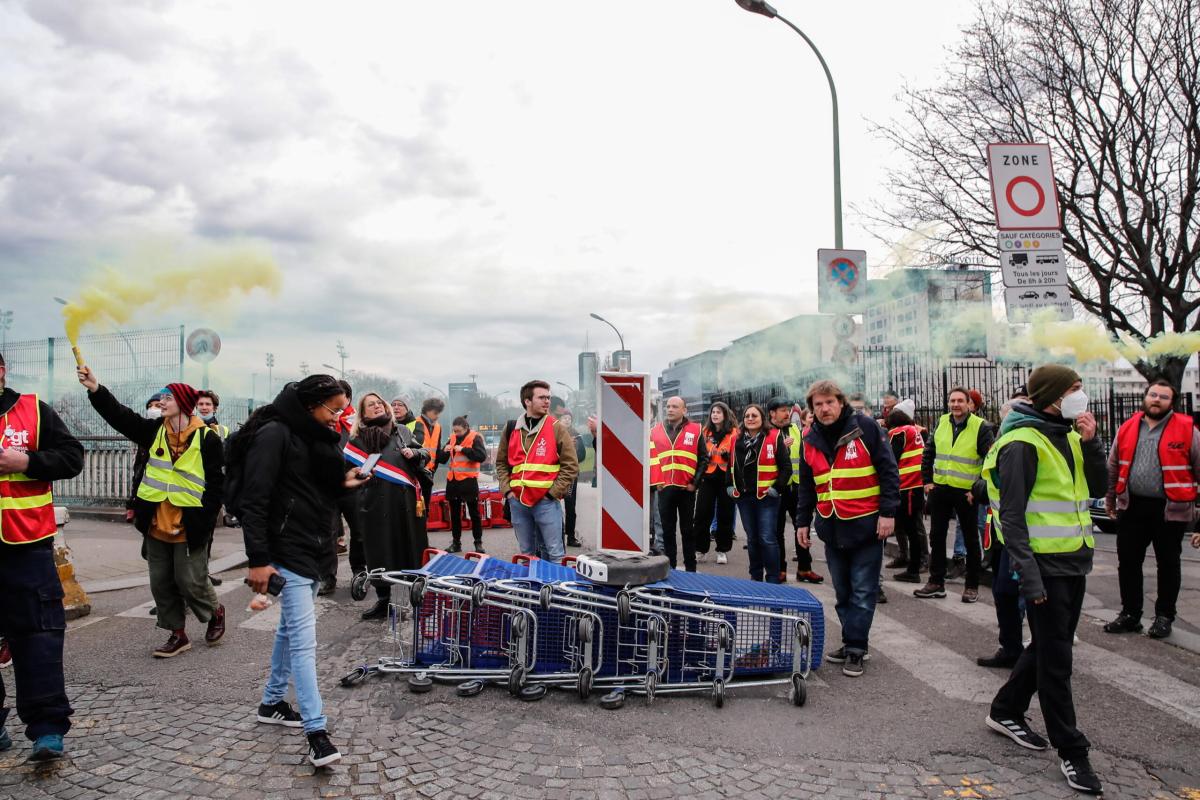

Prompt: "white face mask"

[1059,390,1088,420]
[146,407,163,419]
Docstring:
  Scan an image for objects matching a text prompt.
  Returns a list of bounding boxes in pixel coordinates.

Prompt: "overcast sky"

[0,0,977,397]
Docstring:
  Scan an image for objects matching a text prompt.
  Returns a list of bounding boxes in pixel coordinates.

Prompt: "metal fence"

[55,437,138,506]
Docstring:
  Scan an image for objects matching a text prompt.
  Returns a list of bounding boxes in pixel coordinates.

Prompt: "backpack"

[222,422,294,518]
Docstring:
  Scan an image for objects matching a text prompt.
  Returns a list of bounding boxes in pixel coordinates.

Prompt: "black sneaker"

[877,585,888,604]
[257,700,303,728]
[976,648,1021,669]
[842,652,864,677]
[893,572,921,583]
[473,543,487,554]
[1103,611,1142,634]
[566,536,583,548]
[317,576,336,597]
[985,715,1049,750]
[306,730,342,768]
[447,541,463,554]
[913,582,946,599]
[1060,757,1103,794]
[946,556,967,580]
[826,647,870,664]
[1147,615,1172,639]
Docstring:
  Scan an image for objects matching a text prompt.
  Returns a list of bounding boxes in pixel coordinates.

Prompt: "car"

[1088,498,1117,534]
[1019,290,1040,300]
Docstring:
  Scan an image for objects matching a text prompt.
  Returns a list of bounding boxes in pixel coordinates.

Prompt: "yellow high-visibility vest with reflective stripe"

[982,427,1094,554]
[932,413,983,489]
[785,423,802,486]
[137,424,208,508]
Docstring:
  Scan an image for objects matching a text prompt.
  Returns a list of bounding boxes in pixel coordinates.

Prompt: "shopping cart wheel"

[645,670,658,703]
[577,617,594,645]
[599,690,625,710]
[789,673,807,707]
[457,680,485,698]
[717,625,731,651]
[712,679,726,709]
[409,577,427,608]
[576,667,593,701]
[510,612,529,641]
[795,620,811,648]
[350,571,370,602]
[538,584,553,610]
[408,674,433,694]
[617,591,632,625]
[519,685,547,702]
[646,617,661,646]
[471,581,488,608]
[507,664,527,696]
[339,666,370,687]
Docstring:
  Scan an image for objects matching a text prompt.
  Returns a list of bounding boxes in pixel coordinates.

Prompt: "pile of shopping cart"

[339,550,824,709]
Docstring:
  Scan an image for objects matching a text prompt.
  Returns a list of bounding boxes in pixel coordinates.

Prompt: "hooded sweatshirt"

[990,403,1107,601]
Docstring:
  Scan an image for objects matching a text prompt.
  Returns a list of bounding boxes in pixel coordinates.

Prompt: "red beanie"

[166,383,200,418]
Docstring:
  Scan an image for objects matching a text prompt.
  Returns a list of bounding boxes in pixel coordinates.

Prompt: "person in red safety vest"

[727,403,790,583]
[1103,379,1200,641]
[651,396,707,572]
[0,350,83,761]
[887,398,929,585]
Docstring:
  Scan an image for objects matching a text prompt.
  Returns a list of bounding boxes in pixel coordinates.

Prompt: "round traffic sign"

[827,258,859,292]
[186,328,221,363]
[832,341,858,366]
[1005,176,1046,218]
[832,315,855,337]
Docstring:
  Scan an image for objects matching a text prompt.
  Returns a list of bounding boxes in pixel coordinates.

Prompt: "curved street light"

[734,0,843,248]
[588,312,625,352]
[422,381,448,398]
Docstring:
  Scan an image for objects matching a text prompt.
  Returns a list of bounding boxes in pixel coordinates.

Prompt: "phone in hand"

[266,572,286,596]
[358,453,381,475]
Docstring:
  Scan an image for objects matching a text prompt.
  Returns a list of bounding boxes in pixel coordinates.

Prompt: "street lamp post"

[0,309,12,350]
[735,0,843,248]
[320,363,343,379]
[336,340,348,379]
[590,312,631,371]
[266,353,275,398]
[422,381,448,398]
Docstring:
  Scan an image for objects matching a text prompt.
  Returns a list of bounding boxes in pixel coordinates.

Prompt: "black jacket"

[0,388,84,484]
[990,404,1107,601]
[88,385,223,551]
[921,412,996,485]
[239,384,348,580]
[796,408,900,549]
[729,429,792,497]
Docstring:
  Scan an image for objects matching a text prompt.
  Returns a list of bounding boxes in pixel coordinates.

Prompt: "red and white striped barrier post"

[596,372,650,552]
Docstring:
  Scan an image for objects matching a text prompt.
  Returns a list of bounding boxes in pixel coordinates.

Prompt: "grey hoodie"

[990,403,1107,602]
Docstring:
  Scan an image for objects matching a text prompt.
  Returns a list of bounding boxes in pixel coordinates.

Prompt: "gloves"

[766,487,779,498]
[726,486,736,498]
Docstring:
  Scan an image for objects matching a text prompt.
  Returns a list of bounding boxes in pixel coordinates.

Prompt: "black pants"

[658,486,696,571]
[895,489,927,577]
[446,478,483,547]
[991,546,1025,657]
[563,480,579,541]
[927,484,980,587]
[773,483,812,571]
[693,472,735,554]
[0,541,72,740]
[1117,495,1186,621]
[990,574,1089,760]
[336,492,365,574]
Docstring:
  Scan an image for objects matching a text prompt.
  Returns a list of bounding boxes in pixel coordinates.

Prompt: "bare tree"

[870,0,1199,387]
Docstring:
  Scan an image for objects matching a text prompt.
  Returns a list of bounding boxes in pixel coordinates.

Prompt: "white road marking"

[115,580,241,619]
[238,596,338,631]
[67,615,108,632]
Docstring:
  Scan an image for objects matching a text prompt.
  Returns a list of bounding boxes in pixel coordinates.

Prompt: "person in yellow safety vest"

[412,397,444,510]
[981,365,1107,796]
[195,390,231,441]
[0,350,83,761]
[767,397,824,585]
[439,415,489,553]
[650,396,707,572]
[78,367,227,660]
[914,386,995,603]
[495,380,579,562]
[392,397,417,432]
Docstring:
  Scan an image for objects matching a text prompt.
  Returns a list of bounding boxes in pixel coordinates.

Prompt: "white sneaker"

[716,552,728,565]
[695,552,707,563]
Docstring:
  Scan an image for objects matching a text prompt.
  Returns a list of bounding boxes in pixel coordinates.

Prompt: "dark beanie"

[1026,365,1081,411]
[166,382,200,418]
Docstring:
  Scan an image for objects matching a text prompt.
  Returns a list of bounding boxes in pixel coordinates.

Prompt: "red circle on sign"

[1005,176,1046,217]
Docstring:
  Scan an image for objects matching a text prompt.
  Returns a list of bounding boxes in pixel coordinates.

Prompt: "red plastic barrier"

[486,489,511,529]
[426,492,450,531]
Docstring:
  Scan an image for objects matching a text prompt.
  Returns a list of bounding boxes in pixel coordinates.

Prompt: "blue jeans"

[510,496,566,562]
[649,488,664,554]
[736,495,781,583]
[262,565,326,735]
[824,539,883,654]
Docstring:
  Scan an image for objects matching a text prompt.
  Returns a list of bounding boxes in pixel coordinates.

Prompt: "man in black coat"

[79,367,225,658]
[0,351,83,761]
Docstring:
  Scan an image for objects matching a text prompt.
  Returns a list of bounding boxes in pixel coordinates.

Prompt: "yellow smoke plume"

[61,249,283,345]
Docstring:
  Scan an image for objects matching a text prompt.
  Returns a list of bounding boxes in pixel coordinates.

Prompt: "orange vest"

[508,415,560,506]
[0,394,58,545]
[447,431,481,481]
[1113,412,1197,502]
[803,430,882,520]
[703,427,737,474]
[419,418,442,474]
[650,421,702,488]
[889,424,925,491]
[732,428,782,499]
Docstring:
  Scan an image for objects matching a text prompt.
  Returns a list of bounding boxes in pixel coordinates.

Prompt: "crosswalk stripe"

[115,580,241,618]
[239,596,338,631]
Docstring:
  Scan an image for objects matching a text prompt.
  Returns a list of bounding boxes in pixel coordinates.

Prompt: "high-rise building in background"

[578,351,598,401]
[447,381,476,423]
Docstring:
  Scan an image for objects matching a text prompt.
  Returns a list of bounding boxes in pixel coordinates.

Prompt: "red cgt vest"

[732,428,782,499]
[888,424,925,492]
[0,394,57,545]
[650,421,702,489]
[1113,412,1197,502]
[508,415,560,507]
[803,430,882,520]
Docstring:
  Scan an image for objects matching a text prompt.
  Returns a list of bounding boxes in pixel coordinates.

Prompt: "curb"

[80,550,249,594]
